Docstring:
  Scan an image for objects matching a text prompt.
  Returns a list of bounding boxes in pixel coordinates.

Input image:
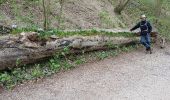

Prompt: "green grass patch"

[11,28,135,40]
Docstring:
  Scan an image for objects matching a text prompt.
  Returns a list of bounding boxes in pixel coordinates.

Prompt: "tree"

[42,0,51,30]
[58,0,64,29]
[114,0,131,15]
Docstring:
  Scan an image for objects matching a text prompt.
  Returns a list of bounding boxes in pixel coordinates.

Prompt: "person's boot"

[148,47,152,54]
[146,48,149,54]
[146,47,152,54]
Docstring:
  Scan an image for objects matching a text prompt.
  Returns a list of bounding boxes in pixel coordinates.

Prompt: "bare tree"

[58,0,64,29]
[42,0,51,30]
[114,0,130,15]
[42,0,47,30]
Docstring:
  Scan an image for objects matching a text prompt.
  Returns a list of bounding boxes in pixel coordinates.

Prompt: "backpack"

[140,21,149,35]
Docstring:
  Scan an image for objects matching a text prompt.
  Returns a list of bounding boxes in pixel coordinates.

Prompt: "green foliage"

[0,72,13,88]
[121,46,130,52]
[11,27,39,34]
[31,64,44,78]
[10,26,135,39]
[49,59,61,72]
[12,68,25,83]
[74,58,86,65]
[96,51,109,60]
[62,61,73,70]
[105,41,114,48]
[62,46,70,55]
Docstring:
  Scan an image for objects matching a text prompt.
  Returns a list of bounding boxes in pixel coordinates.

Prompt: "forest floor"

[0,43,170,100]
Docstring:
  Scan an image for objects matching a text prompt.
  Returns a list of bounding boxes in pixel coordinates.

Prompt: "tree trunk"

[42,0,51,30]
[58,0,64,29]
[0,31,159,70]
[114,0,130,15]
[42,0,47,30]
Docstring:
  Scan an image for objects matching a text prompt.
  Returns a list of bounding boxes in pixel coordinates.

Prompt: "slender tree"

[42,0,47,30]
[42,0,51,30]
[58,0,64,29]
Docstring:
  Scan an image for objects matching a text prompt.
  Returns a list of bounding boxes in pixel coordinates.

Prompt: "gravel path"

[0,45,170,100]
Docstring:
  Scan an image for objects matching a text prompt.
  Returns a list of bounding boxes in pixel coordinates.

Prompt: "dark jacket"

[130,20,152,35]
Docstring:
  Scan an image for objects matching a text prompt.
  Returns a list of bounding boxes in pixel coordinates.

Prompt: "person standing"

[130,14,153,54]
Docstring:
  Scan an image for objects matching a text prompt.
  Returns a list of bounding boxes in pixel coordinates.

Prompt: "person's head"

[140,14,146,21]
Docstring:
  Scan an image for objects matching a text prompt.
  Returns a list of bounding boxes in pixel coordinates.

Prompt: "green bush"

[49,59,61,72]
[31,64,44,78]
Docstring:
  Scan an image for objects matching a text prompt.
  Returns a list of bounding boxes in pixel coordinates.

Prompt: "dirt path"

[0,44,170,100]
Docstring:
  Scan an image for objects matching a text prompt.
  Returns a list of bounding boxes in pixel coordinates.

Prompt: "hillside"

[0,0,127,29]
[1,0,169,36]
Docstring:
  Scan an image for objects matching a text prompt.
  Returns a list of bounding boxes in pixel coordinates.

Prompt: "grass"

[11,28,135,39]
[0,43,139,90]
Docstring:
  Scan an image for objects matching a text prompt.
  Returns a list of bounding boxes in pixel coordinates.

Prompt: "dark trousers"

[140,33,151,49]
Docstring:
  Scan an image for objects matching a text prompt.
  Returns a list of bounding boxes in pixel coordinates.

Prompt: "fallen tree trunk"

[0,31,158,70]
